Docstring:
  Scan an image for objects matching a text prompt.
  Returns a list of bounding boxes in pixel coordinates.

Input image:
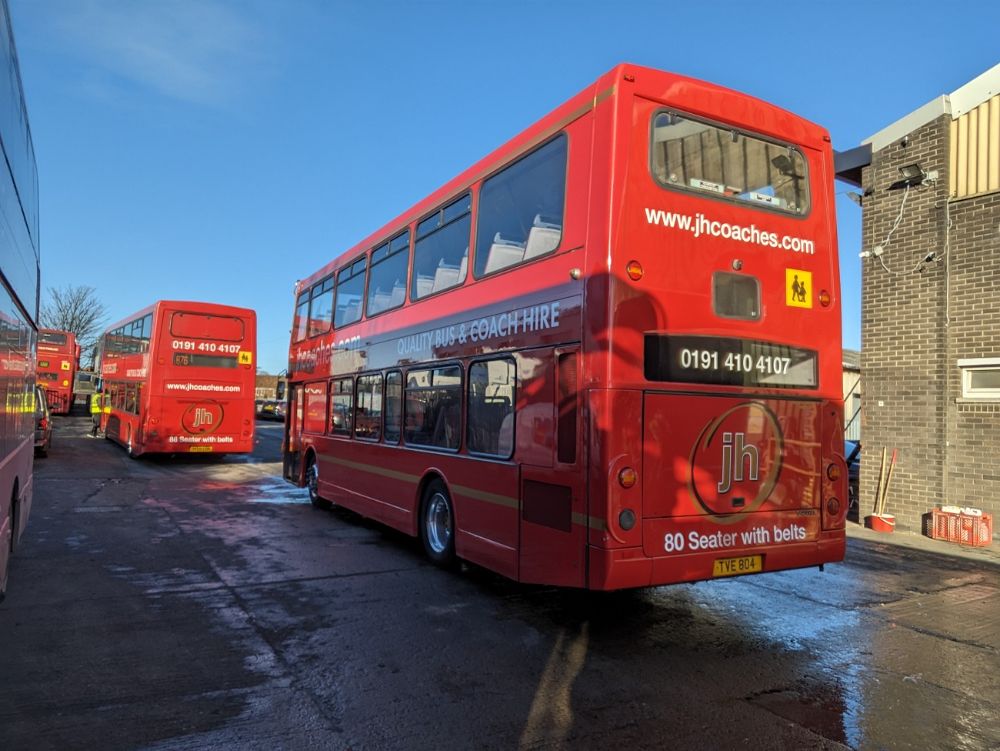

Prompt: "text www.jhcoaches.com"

[644,207,815,253]
[165,383,241,393]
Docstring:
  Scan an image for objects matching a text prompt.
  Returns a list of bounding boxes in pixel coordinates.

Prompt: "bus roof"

[103,300,256,333]
[296,63,831,292]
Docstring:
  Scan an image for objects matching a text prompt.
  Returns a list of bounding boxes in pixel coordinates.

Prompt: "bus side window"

[330,378,354,435]
[411,194,470,301]
[355,374,383,441]
[384,371,402,444]
[404,365,461,450]
[467,359,515,459]
[475,136,567,278]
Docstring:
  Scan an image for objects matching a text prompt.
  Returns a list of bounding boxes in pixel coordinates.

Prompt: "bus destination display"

[172,352,238,369]
[644,334,818,389]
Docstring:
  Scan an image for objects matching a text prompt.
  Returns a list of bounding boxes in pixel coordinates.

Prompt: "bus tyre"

[306,457,331,510]
[421,480,456,567]
[1,493,15,600]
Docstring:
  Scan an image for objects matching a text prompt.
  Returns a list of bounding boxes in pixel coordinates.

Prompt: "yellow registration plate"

[189,446,214,453]
[713,555,762,578]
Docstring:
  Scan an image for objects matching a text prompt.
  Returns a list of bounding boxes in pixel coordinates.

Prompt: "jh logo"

[192,407,214,429]
[717,432,759,493]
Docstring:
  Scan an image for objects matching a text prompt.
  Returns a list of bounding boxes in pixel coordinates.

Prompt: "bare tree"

[40,285,108,366]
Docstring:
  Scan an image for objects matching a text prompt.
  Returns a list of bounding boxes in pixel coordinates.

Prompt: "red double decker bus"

[98,301,257,457]
[283,64,847,590]
[1,0,40,602]
[37,329,78,415]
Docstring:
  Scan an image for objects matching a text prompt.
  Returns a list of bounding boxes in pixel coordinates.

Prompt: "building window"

[959,358,1000,400]
[467,359,515,458]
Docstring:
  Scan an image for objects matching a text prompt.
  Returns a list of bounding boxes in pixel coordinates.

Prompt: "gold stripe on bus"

[451,483,519,510]
[317,453,605,531]
[320,454,419,485]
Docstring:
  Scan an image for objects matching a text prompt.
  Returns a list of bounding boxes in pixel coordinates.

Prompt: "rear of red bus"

[142,302,257,456]
[37,329,76,414]
[586,67,847,590]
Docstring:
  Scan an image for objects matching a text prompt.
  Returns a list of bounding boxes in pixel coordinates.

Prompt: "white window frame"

[958,357,1000,400]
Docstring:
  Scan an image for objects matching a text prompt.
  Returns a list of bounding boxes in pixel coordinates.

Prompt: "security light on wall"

[888,163,927,190]
[898,163,926,184]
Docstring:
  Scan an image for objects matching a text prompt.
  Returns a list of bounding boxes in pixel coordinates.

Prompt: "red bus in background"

[37,329,78,414]
[98,301,257,457]
[283,64,847,590]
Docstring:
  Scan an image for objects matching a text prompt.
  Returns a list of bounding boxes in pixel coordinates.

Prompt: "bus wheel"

[421,480,455,566]
[1,492,15,599]
[306,456,331,510]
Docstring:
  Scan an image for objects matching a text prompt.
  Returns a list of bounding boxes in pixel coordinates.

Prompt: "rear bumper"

[587,534,846,591]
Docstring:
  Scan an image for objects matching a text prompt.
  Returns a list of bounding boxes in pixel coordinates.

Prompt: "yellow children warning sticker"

[238,351,253,365]
[786,269,813,308]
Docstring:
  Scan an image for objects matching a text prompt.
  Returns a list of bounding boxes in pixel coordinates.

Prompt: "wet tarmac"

[0,415,997,750]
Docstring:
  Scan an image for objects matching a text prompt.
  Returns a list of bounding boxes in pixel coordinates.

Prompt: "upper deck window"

[335,257,368,328]
[475,136,567,278]
[367,231,410,317]
[651,112,809,215]
[40,331,68,346]
[170,312,244,341]
[308,277,335,337]
[412,194,471,301]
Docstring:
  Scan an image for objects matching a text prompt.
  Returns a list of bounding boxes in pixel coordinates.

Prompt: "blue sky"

[10,0,1000,373]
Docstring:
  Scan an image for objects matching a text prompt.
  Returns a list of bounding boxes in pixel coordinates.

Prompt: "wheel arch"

[414,469,457,538]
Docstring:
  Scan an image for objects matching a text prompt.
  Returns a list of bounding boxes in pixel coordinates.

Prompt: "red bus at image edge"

[283,63,847,591]
[98,301,257,457]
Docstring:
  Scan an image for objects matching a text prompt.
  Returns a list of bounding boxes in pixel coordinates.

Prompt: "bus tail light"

[826,497,841,517]
[618,467,637,488]
[626,260,643,281]
[826,463,841,481]
[818,289,831,307]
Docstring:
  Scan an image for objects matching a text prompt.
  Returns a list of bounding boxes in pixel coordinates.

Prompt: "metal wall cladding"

[950,94,1000,199]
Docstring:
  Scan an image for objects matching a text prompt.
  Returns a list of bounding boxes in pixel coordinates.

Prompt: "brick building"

[841,63,1000,535]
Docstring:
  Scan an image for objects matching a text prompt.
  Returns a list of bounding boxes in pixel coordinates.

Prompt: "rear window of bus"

[170,312,245,341]
[650,111,809,216]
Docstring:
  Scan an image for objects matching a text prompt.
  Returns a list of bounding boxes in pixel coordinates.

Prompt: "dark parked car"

[257,399,286,421]
[845,439,861,510]
[34,385,52,457]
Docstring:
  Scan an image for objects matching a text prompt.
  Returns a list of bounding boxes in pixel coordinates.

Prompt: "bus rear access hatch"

[641,392,823,563]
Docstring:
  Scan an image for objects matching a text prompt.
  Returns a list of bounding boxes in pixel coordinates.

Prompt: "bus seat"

[415,274,434,298]
[372,290,391,312]
[432,262,461,292]
[523,215,561,260]
[497,412,514,457]
[484,234,525,274]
